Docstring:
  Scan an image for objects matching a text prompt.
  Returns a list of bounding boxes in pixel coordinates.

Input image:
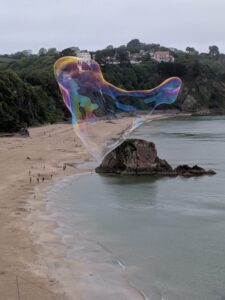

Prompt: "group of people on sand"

[28,167,53,184]
[28,162,68,184]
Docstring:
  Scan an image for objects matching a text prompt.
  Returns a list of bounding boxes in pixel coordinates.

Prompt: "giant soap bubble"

[54,56,182,162]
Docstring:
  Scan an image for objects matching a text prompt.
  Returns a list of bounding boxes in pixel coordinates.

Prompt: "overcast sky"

[1,0,224,54]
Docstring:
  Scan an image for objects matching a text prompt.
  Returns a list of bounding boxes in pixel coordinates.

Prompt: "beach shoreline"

[27,173,148,300]
[0,114,188,299]
[0,121,148,300]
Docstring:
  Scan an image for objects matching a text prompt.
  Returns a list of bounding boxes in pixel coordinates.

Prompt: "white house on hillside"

[77,51,91,61]
[152,51,175,63]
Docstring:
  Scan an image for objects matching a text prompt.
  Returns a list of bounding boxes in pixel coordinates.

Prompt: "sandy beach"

[0,123,91,299]
[0,114,181,299]
[0,122,144,300]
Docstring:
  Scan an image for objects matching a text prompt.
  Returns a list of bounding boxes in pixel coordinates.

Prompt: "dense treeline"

[0,54,68,132]
[0,40,225,132]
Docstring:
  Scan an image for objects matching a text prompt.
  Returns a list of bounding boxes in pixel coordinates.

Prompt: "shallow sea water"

[48,116,225,300]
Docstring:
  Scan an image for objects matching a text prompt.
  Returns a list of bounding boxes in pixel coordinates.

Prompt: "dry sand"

[0,114,184,299]
[0,123,90,300]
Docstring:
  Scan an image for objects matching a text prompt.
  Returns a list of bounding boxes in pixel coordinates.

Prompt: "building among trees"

[152,51,175,63]
[77,51,92,61]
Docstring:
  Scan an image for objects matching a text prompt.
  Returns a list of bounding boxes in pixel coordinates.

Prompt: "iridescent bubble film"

[54,56,182,161]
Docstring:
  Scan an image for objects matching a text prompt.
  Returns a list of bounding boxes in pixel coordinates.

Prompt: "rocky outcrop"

[174,164,215,177]
[19,127,29,137]
[95,139,216,177]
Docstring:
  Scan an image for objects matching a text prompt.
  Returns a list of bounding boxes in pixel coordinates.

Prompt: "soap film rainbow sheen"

[54,56,182,161]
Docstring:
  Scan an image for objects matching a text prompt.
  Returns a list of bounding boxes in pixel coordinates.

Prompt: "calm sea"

[48,117,225,300]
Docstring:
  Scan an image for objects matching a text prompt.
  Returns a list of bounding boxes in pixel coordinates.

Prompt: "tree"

[186,47,198,55]
[11,51,26,59]
[94,48,116,65]
[59,47,78,57]
[11,50,32,59]
[38,48,47,56]
[95,50,107,65]
[127,39,141,53]
[141,53,151,63]
[105,45,113,50]
[209,45,220,57]
[22,50,32,56]
[47,48,58,55]
[116,46,130,65]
